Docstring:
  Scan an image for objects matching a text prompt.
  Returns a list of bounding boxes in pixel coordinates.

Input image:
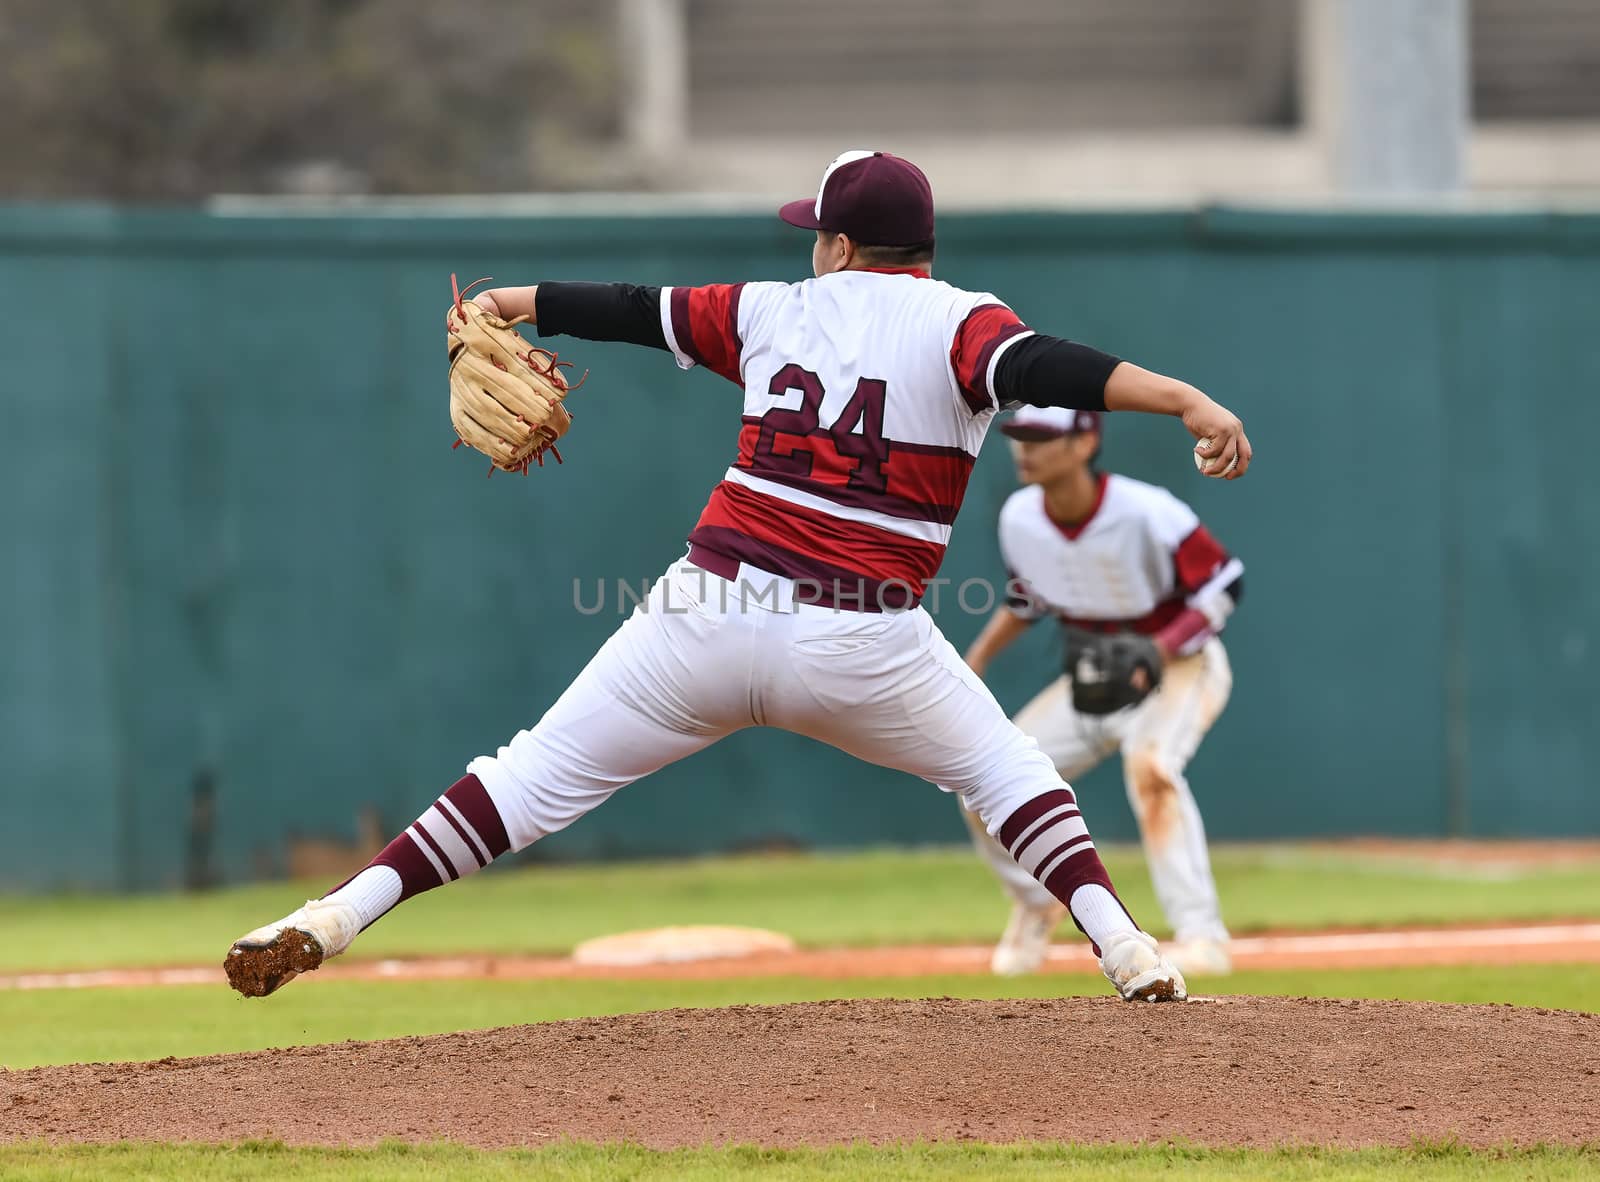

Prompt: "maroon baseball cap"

[999,407,1104,441]
[779,150,935,247]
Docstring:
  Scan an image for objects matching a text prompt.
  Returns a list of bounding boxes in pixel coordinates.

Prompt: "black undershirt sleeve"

[992,333,1121,413]
[534,282,668,351]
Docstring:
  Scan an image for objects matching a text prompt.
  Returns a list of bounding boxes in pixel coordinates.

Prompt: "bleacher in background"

[687,0,1296,134]
[684,0,1600,136]
[1474,0,1600,120]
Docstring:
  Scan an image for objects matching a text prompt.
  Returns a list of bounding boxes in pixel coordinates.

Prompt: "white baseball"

[1194,438,1238,477]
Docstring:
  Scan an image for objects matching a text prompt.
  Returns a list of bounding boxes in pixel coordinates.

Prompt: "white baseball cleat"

[991,899,1067,976]
[1163,936,1234,977]
[1098,930,1188,1002]
[224,897,362,998]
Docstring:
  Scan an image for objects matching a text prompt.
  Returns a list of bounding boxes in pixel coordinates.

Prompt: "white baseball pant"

[960,640,1233,942]
[467,557,1094,863]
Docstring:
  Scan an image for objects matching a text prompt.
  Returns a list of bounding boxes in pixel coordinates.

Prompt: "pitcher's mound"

[3,996,1597,1148]
[571,925,796,966]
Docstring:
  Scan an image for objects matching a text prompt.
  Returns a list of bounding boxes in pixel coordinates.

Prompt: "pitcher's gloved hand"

[446,273,585,475]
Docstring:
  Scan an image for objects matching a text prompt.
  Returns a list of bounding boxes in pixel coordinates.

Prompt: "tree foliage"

[0,0,617,199]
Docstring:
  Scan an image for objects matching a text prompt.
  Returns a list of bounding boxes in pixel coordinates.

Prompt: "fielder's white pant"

[960,640,1232,943]
[468,557,1088,865]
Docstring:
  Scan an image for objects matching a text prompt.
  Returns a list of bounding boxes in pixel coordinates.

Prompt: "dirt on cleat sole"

[1134,979,1186,1003]
[224,928,324,997]
[1120,970,1187,1003]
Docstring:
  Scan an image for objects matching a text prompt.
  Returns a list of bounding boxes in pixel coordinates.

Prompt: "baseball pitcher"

[960,406,1242,977]
[225,150,1252,1004]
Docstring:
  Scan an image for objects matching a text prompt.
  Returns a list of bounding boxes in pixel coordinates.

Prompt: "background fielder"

[959,405,1242,977]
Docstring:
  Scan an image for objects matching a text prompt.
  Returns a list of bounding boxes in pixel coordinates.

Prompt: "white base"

[571,925,797,967]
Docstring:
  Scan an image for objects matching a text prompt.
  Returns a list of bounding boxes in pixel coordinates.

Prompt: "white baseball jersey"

[962,472,1242,942]
[659,269,1033,608]
[465,266,1129,925]
[999,475,1243,652]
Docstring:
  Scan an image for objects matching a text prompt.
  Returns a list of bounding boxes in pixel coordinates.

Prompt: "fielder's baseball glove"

[1064,628,1164,715]
[446,274,585,475]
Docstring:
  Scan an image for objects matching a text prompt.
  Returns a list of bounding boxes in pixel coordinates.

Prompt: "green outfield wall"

[4,204,1598,890]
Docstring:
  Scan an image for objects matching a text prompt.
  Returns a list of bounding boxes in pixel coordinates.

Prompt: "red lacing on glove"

[522,346,589,394]
[448,272,585,476]
[450,272,493,323]
[451,429,565,477]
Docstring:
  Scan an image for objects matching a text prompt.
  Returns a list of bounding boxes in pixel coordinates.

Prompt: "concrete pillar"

[619,0,688,169]
[1303,0,1470,195]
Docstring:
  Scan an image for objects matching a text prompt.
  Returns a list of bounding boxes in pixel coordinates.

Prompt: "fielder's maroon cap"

[779,150,935,247]
[999,407,1104,441]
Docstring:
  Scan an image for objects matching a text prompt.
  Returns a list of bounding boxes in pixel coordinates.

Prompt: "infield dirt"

[3,996,1596,1149]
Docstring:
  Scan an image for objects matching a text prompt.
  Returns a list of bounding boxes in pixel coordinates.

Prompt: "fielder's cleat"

[1098,930,1188,1003]
[991,899,1067,976]
[1163,936,1233,977]
[224,897,362,998]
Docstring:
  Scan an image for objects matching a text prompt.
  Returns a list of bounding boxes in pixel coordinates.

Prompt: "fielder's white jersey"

[658,269,1032,609]
[1000,475,1243,650]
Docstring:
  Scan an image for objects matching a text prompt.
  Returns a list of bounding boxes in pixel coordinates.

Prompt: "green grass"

[7,847,1592,1176]
[3,845,1597,973]
[5,963,1596,1069]
[1,1140,1596,1181]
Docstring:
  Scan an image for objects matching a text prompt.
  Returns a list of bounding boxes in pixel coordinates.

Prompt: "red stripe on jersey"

[1058,597,1188,637]
[1173,524,1230,592]
[670,283,745,384]
[732,420,975,525]
[951,303,1027,413]
[691,480,945,588]
[687,532,915,610]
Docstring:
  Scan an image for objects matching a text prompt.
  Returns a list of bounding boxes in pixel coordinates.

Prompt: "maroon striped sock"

[998,787,1134,944]
[331,774,511,904]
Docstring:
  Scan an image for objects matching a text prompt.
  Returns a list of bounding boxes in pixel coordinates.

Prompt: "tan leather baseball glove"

[446,274,583,475]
